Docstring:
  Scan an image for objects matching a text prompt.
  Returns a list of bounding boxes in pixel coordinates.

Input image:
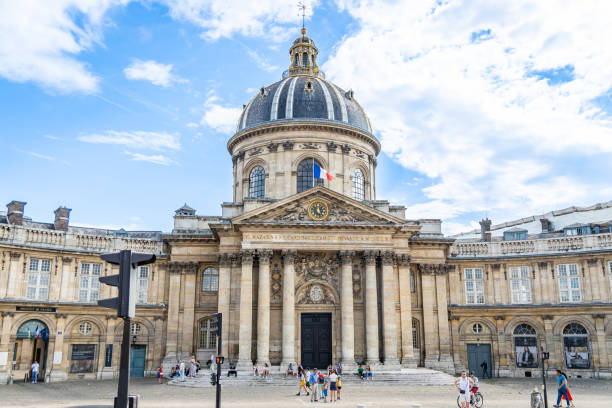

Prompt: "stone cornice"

[227,121,381,156]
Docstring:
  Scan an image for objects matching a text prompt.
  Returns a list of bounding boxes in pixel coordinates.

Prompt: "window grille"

[464,268,485,304]
[352,168,365,201]
[248,165,265,198]
[79,263,101,302]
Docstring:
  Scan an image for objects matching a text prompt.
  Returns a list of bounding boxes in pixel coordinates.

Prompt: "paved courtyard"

[1,377,610,408]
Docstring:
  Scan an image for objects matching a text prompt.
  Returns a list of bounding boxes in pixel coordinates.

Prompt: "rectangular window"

[79,263,101,302]
[137,266,149,304]
[464,268,485,304]
[410,271,415,293]
[26,258,51,300]
[558,264,581,302]
[509,266,532,304]
[411,320,419,349]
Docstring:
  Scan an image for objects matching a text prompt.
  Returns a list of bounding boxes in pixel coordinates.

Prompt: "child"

[157,365,164,383]
[322,374,329,402]
[337,375,342,400]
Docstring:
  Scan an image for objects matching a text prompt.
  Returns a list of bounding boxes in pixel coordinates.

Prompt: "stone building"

[1,29,611,383]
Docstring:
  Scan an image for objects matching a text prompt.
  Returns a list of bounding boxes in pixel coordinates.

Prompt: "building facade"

[1,30,611,383]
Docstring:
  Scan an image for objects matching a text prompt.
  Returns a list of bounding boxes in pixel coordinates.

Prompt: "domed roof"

[235,29,372,135]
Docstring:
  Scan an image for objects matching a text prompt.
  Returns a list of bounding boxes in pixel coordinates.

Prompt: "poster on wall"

[564,336,590,369]
[515,346,538,368]
[70,344,96,373]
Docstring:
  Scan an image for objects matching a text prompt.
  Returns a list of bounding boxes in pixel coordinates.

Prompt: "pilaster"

[381,251,399,367]
[237,250,254,369]
[218,254,232,358]
[397,255,416,367]
[280,249,296,371]
[363,251,379,364]
[339,250,355,368]
[181,262,198,355]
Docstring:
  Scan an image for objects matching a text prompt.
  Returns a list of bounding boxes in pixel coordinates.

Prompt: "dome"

[235,29,372,135]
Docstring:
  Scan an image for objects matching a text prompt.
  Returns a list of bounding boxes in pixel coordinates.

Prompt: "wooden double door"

[300,313,332,369]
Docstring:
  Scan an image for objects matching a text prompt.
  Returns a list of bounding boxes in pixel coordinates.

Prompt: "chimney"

[540,216,551,233]
[54,206,71,231]
[6,201,26,225]
[479,218,492,242]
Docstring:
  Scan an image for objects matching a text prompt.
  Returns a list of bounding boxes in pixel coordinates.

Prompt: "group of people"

[455,371,480,408]
[296,365,342,403]
[157,356,202,383]
[252,362,271,378]
[356,364,373,379]
[554,369,576,408]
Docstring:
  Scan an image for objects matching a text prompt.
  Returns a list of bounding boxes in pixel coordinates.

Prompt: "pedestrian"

[554,369,571,408]
[31,360,39,384]
[320,371,328,403]
[469,372,479,404]
[559,371,576,408]
[157,364,164,383]
[329,369,338,402]
[480,360,488,378]
[189,356,197,377]
[263,362,270,379]
[454,371,474,408]
[337,375,342,400]
[304,367,311,395]
[209,353,215,370]
[309,368,319,402]
[296,369,306,396]
[179,360,186,382]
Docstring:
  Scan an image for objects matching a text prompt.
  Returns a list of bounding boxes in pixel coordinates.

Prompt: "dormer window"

[259,87,267,97]
[305,81,313,92]
[503,229,528,241]
[564,224,591,236]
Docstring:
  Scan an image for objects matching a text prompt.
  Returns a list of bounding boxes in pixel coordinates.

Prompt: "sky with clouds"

[1,0,611,234]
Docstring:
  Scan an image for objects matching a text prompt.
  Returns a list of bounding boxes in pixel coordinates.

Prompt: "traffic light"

[541,351,550,360]
[211,313,222,337]
[98,250,156,318]
[210,372,217,386]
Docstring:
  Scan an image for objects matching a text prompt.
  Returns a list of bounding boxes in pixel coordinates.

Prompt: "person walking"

[189,356,197,378]
[554,370,571,408]
[454,371,474,408]
[304,367,311,395]
[480,360,488,378]
[179,360,186,382]
[296,369,306,396]
[328,369,338,402]
[157,364,164,383]
[31,360,39,384]
[559,371,576,408]
[309,369,319,402]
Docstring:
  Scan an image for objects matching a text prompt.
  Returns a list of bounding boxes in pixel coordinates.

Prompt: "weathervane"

[298,1,306,30]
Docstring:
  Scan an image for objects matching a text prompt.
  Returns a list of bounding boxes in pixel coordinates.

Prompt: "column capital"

[54,313,68,319]
[339,250,355,265]
[184,262,199,274]
[241,250,254,265]
[61,257,73,263]
[363,250,377,266]
[218,253,232,267]
[258,249,273,265]
[231,253,242,267]
[381,250,395,265]
[396,253,411,266]
[1,311,15,318]
[10,252,21,260]
[282,250,296,265]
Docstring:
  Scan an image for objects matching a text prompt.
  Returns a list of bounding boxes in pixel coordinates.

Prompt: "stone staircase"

[168,368,454,388]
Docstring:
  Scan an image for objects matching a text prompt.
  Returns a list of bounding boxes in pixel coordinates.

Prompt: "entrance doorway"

[16,320,49,379]
[467,344,492,378]
[300,313,332,369]
[130,345,146,377]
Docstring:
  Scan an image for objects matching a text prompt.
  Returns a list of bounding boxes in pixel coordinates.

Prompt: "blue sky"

[1,1,612,234]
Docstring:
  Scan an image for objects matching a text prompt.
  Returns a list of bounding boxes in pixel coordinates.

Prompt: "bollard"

[8,374,13,384]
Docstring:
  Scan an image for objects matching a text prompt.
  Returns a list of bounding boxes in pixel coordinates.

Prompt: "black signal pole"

[213,313,223,408]
[541,347,548,408]
[117,316,131,408]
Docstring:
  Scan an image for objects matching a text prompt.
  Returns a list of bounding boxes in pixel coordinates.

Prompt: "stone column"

[281,250,296,370]
[397,255,416,367]
[257,250,272,366]
[181,262,198,355]
[363,251,379,364]
[164,262,182,363]
[217,254,232,358]
[420,264,439,367]
[435,269,454,371]
[339,251,355,367]
[237,251,254,369]
[381,251,399,367]
[0,312,14,383]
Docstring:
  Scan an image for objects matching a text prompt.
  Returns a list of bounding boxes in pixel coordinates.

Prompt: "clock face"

[308,200,329,221]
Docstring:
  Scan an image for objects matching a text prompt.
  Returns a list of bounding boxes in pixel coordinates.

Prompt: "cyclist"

[455,371,474,408]
[469,372,479,405]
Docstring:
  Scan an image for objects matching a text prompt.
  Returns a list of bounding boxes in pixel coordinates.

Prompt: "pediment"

[233,187,404,225]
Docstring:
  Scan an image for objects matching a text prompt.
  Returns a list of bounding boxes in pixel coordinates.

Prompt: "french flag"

[313,162,333,181]
[35,326,40,339]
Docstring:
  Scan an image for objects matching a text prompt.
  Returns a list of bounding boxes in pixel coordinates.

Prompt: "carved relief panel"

[295,253,340,292]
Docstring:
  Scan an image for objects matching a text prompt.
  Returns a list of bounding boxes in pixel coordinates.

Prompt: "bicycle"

[457,391,484,408]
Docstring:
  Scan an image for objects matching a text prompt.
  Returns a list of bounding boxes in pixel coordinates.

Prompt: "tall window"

[202,267,219,292]
[137,266,149,304]
[199,318,218,349]
[563,323,590,369]
[27,258,51,300]
[302,52,309,67]
[79,263,101,302]
[412,319,420,349]
[297,158,324,193]
[410,270,415,293]
[464,268,485,304]
[509,266,532,304]
[557,264,581,302]
[248,165,265,198]
[514,324,538,368]
[352,168,365,201]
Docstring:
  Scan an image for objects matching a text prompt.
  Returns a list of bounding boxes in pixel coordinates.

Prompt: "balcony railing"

[451,233,612,258]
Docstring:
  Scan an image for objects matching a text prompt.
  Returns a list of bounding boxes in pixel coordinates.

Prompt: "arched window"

[202,267,219,292]
[297,158,324,193]
[563,323,590,369]
[199,318,218,349]
[302,52,309,67]
[513,324,538,368]
[248,165,265,198]
[294,53,299,67]
[352,168,365,201]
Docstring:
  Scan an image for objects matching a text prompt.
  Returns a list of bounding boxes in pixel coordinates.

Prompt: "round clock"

[308,200,329,221]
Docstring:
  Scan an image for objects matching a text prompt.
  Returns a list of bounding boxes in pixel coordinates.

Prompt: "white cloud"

[199,92,242,134]
[326,0,612,233]
[123,59,183,87]
[77,130,181,151]
[0,0,128,93]
[247,50,278,73]
[17,149,56,161]
[124,151,175,166]
[164,0,319,41]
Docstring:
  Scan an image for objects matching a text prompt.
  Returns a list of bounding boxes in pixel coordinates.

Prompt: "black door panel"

[301,313,332,369]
